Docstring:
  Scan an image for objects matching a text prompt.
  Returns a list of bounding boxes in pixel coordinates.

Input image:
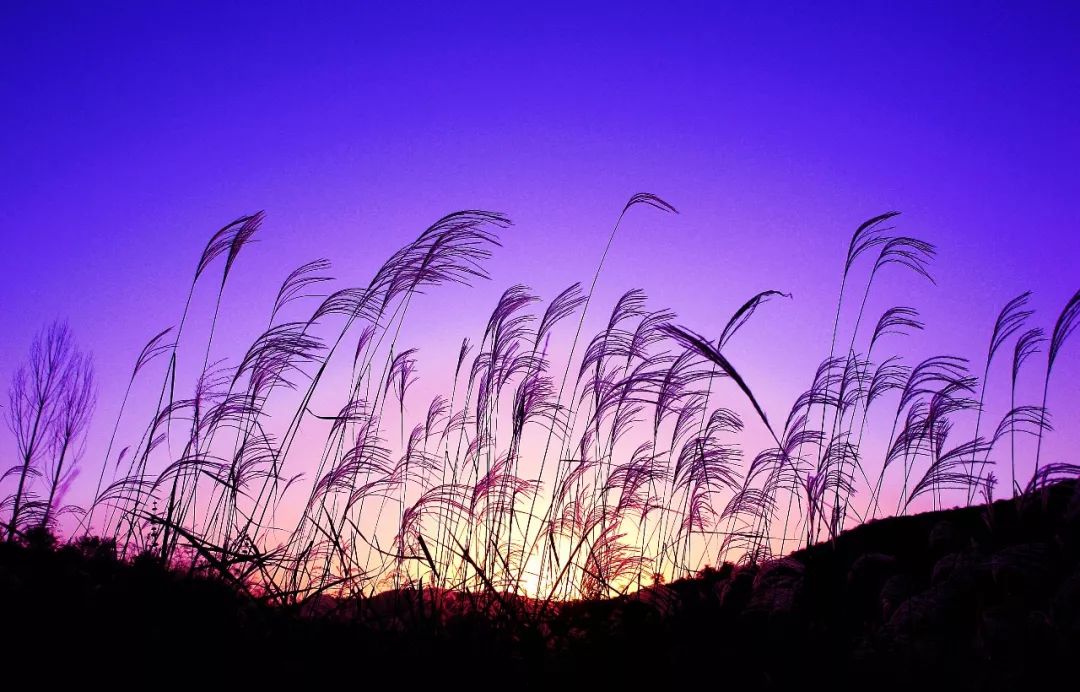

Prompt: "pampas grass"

[4,197,1077,611]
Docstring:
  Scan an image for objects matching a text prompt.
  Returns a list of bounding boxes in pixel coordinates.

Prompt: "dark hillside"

[3,482,1079,688]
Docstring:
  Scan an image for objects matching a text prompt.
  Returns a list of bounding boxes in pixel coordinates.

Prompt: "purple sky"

[2,2,1079,521]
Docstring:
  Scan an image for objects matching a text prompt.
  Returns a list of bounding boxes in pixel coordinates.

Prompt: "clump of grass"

[3,198,1077,610]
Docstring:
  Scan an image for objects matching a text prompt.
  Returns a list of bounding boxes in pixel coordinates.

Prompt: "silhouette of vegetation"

[1,197,1078,683]
[4,321,95,540]
[2,481,1078,688]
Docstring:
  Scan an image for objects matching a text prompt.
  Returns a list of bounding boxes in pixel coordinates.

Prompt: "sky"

[2,2,1079,540]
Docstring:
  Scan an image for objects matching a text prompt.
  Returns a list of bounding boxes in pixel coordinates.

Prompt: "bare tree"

[4,322,95,540]
[41,349,95,530]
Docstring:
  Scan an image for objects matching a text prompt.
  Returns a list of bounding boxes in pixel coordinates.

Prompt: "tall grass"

[4,198,1078,607]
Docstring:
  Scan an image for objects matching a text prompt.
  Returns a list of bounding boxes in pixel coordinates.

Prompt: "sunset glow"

[2,2,1079,607]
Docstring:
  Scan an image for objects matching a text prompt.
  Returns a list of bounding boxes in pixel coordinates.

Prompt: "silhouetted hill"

[3,483,1079,688]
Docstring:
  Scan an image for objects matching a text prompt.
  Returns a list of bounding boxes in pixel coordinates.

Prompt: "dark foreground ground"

[3,484,1080,688]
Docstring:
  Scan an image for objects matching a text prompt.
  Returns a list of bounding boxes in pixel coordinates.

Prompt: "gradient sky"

[2,2,1079,519]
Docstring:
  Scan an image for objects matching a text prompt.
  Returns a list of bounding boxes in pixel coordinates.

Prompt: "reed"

[4,198,1077,610]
